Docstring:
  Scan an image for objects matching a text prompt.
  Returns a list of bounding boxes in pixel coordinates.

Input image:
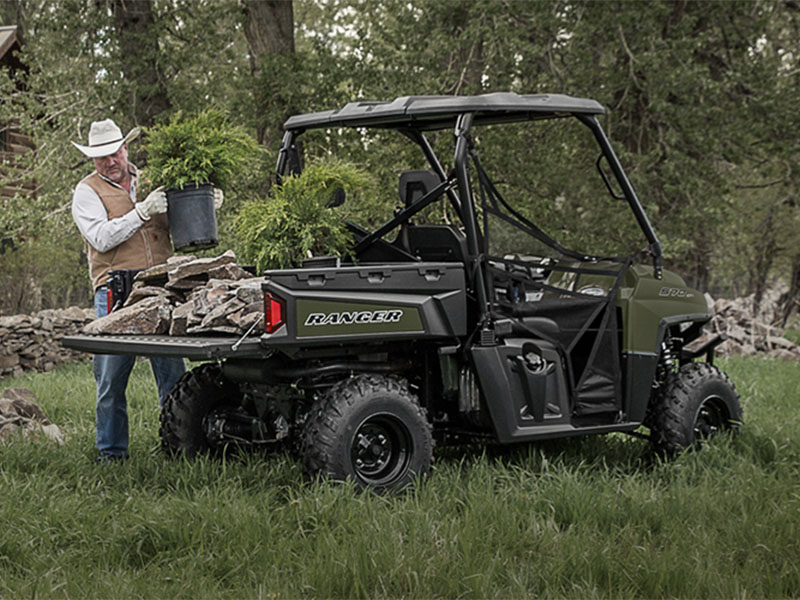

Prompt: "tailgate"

[60,334,269,360]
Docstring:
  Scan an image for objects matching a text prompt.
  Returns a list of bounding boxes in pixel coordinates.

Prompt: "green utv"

[64,93,741,492]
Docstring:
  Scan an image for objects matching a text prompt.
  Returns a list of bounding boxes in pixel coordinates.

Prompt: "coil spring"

[656,332,679,385]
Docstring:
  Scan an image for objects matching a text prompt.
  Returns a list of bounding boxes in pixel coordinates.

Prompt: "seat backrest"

[405,224,468,263]
[399,169,441,207]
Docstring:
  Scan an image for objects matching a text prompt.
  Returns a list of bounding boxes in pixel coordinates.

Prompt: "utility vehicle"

[64,93,741,492]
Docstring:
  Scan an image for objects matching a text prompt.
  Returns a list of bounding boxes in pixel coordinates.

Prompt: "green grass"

[782,328,800,345]
[1,357,799,598]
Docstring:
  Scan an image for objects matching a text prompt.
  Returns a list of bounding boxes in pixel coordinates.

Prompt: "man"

[71,118,187,463]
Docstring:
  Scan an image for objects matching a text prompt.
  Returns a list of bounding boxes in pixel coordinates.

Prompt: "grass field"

[0,356,798,598]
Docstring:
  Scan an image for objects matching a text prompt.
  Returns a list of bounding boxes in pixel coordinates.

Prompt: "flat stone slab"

[83,295,172,335]
[168,249,237,282]
[124,286,182,307]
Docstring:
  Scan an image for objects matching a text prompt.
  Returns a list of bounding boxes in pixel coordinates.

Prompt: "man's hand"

[135,186,167,221]
[213,187,224,210]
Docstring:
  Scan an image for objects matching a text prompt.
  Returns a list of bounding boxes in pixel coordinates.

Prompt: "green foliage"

[143,109,261,191]
[0,357,799,597]
[0,232,91,315]
[235,161,373,271]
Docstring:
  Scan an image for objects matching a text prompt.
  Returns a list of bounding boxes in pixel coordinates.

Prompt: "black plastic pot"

[166,183,219,251]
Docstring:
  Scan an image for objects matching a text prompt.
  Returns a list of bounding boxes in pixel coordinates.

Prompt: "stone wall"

[0,306,94,377]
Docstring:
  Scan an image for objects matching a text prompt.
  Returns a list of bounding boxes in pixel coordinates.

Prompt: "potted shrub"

[143,109,260,251]
[235,160,373,272]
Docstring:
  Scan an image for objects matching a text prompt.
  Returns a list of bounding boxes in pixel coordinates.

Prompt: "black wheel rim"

[693,395,727,443]
[351,413,412,487]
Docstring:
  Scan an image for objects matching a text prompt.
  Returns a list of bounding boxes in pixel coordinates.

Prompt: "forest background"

[0,0,798,322]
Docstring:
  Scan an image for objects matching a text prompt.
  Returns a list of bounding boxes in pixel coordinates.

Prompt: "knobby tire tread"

[159,363,238,457]
[650,362,741,454]
[301,374,433,491]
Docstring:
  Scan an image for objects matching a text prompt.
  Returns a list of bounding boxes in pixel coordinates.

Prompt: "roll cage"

[274,92,664,317]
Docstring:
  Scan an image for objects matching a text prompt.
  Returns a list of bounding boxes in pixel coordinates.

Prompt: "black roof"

[283,92,605,131]
[0,25,23,60]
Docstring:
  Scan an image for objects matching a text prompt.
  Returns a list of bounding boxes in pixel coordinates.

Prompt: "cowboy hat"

[71,119,140,158]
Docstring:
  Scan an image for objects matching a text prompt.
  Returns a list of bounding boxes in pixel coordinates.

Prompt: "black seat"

[399,169,441,207]
[395,170,467,263]
[405,224,468,263]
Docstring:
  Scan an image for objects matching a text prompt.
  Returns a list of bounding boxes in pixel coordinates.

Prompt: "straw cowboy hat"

[72,119,140,158]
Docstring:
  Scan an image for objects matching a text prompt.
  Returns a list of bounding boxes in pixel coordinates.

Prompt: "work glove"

[213,187,224,210]
[135,186,167,221]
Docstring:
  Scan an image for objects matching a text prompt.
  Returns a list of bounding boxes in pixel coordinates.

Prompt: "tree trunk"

[111,0,170,127]
[747,206,778,317]
[243,0,295,66]
[242,0,295,147]
[779,250,800,326]
[444,0,483,95]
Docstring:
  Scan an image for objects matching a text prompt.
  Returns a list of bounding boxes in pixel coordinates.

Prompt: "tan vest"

[82,171,172,290]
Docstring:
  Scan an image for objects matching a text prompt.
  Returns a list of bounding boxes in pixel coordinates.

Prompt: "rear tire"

[301,374,433,493]
[649,362,741,454]
[160,363,242,457]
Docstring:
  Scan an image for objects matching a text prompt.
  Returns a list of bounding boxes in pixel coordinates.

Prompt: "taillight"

[264,291,285,334]
[106,288,114,313]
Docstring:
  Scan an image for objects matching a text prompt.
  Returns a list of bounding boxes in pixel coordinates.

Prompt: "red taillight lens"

[106,287,114,313]
[264,291,285,334]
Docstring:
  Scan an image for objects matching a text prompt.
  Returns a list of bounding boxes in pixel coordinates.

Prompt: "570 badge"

[658,287,694,298]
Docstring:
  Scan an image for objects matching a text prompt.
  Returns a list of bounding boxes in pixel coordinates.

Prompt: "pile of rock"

[0,387,64,444]
[0,306,95,377]
[706,295,800,360]
[84,250,265,337]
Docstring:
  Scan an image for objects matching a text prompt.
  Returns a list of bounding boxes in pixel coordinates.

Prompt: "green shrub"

[235,161,372,272]
[143,109,260,191]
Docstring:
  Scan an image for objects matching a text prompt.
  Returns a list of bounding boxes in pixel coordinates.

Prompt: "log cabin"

[0,25,35,200]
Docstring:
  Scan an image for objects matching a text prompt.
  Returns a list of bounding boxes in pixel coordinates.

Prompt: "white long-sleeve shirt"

[71,170,146,253]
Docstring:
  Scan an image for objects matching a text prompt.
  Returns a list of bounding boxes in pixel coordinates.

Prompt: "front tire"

[160,363,242,457]
[649,362,742,454]
[301,374,433,493]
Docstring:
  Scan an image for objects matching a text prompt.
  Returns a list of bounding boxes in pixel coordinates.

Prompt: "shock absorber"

[656,331,678,385]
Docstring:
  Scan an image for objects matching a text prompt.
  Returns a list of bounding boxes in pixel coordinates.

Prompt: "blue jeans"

[93,288,186,458]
